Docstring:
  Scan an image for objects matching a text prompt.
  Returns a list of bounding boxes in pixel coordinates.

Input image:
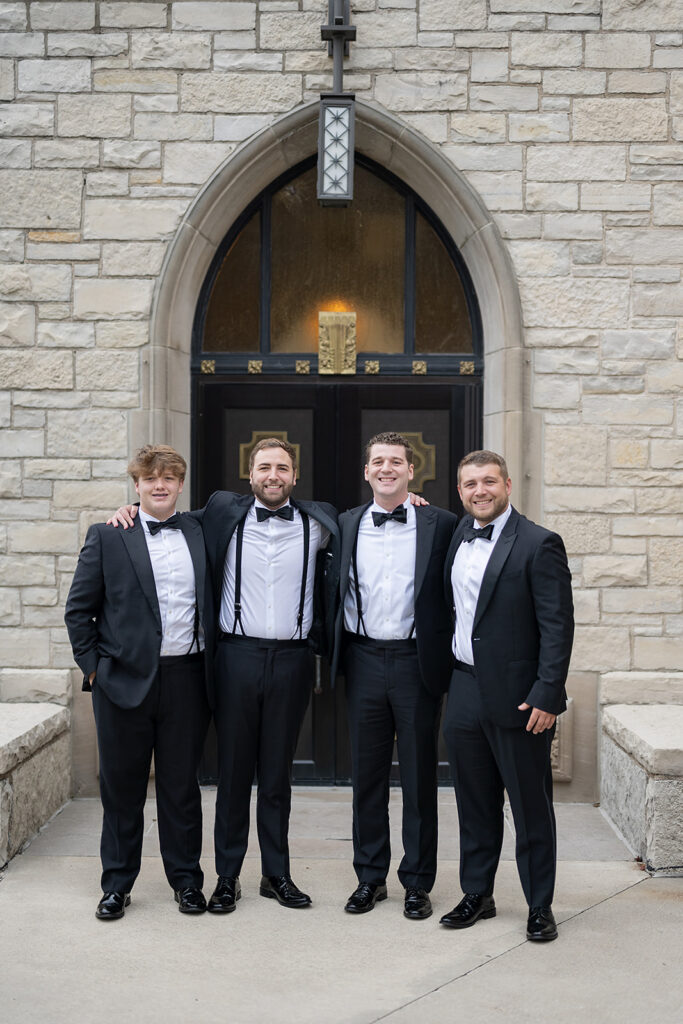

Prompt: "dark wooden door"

[193,376,482,783]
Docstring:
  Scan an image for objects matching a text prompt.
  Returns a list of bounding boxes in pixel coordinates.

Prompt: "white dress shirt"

[451,503,512,664]
[219,500,330,640]
[139,508,203,656]
[343,499,416,640]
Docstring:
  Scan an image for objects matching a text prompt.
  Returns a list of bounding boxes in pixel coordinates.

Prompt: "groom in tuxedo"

[334,432,457,920]
[65,445,212,919]
[440,450,574,942]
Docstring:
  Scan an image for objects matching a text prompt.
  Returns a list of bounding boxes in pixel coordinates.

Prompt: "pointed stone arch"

[146,101,530,507]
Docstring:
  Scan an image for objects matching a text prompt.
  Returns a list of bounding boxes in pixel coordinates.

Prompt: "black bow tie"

[147,514,181,536]
[256,505,294,523]
[463,523,494,542]
[372,505,408,527]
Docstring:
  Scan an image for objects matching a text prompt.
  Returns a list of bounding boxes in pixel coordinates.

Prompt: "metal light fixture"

[317,1,356,206]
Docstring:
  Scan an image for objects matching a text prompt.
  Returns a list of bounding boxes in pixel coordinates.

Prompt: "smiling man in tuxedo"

[334,432,457,920]
[441,450,574,942]
[65,445,212,920]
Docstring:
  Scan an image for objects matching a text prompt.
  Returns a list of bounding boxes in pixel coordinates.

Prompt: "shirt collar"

[472,503,511,540]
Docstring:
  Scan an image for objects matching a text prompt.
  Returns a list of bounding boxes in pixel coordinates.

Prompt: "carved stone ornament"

[318,311,356,374]
[459,360,475,375]
[238,430,301,481]
[295,360,311,374]
[399,431,435,493]
[364,360,380,375]
[247,360,263,374]
[412,360,427,375]
[200,359,215,374]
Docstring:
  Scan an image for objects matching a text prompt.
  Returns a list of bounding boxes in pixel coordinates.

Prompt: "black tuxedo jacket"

[333,503,458,695]
[191,492,340,659]
[64,515,213,710]
[444,506,574,726]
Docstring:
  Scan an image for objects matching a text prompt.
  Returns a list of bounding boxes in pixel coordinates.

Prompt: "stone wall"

[1,2,682,793]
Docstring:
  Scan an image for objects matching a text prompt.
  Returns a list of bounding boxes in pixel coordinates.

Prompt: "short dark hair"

[364,431,414,465]
[127,444,186,483]
[249,437,297,472]
[457,449,509,483]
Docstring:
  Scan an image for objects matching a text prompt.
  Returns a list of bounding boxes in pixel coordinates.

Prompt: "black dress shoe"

[344,882,388,914]
[260,875,312,908]
[174,886,207,914]
[95,891,130,920]
[527,906,558,942]
[439,893,496,929]
[404,887,432,920]
[208,876,241,914]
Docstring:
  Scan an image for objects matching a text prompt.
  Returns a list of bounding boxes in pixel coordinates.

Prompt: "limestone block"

[5,729,71,860]
[420,0,486,30]
[0,303,34,347]
[634,637,683,671]
[470,85,538,111]
[491,0,599,10]
[572,588,600,623]
[35,323,92,351]
[673,73,683,115]
[527,145,626,181]
[604,589,682,615]
[0,628,50,666]
[0,139,30,167]
[0,554,55,587]
[214,52,282,72]
[214,113,274,141]
[57,95,131,139]
[0,33,44,59]
[542,69,606,95]
[83,198,188,241]
[0,4,25,30]
[395,48,469,72]
[96,321,149,348]
[75,350,138,391]
[30,2,95,29]
[608,71,667,94]
[34,140,100,169]
[610,438,648,468]
[450,113,506,143]
[581,183,651,212]
[574,99,667,142]
[545,425,606,486]
[604,705,683,779]
[546,486,634,514]
[100,2,168,29]
[0,170,83,230]
[131,32,212,69]
[603,0,683,31]
[162,141,233,185]
[103,140,161,168]
[0,263,71,301]
[508,113,569,142]
[586,393,673,426]
[0,428,45,457]
[651,439,683,471]
[47,409,127,457]
[135,110,213,140]
[494,212,543,238]
[532,375,579,409]
[653,185,683,226]
[94,69,177,94]
[0,588,19,624]
[443,144,521,171]
[212,30,256,51]
[521,277,630,328]
[545,213,602,240]
[0,669,70,703]
[471,50,508,83]
[47,33,128,58]
[608,227,683,266]
[372,72,467,112]
[73,278,154,319]
[53,479,127,510]
[634,282,683,318]
[637,487,683,515]
[585,32,652,69]
[400,114,448,143]
[601,728,647,857]
[511,32,582,67]
[0,462,20,497]
[570,626,631,672]
[509,240,570,277]
[353,11,418,47]
[601,672,683,705]
[525,183,578,211]
[462,170,523,211]
[0,103,54,136]
[648,537,683,586]
[0,351,72,390]
[17,58,89,93]
[101,242,165,277]
[182,72,302,112]
[582,554,646,588]
[172,2,255,31]
[489,13,545,30]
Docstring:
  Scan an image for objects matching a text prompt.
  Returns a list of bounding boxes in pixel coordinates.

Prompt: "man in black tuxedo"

[441,450,574,942]
[111,438,340,913]
[65,445,212,920]
[333,432,457,920]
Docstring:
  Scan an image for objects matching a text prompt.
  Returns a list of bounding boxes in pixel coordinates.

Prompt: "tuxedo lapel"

[340,504,369,601]
[472,509,519,631]
[414,505,437,600]
[293,498,336,537]
[120,520,161,627]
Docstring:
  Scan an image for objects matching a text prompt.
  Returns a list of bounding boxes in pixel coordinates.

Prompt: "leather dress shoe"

[404,887,432,920]
[439,893,496,929]
[208,876,241,914]
[174,886,207,914]
[527,906,558,942]
[95,891,130,920]
[260,875,312,908]
[344,882,388,914]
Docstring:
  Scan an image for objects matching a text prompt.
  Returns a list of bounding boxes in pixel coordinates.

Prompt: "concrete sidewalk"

[0,788,681,1024]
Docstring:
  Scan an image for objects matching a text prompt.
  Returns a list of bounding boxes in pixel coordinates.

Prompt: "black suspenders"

[351,514,416,640]
[231,508,310,639]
